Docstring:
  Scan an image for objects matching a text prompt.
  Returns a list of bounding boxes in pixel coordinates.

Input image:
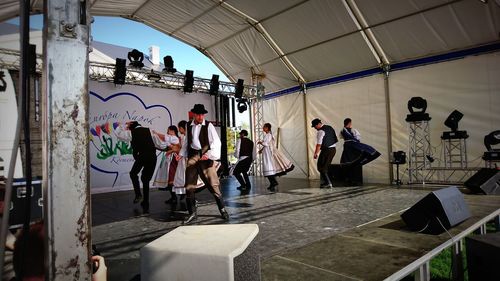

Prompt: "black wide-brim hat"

[190,104,208,114]
[311,118,321,127]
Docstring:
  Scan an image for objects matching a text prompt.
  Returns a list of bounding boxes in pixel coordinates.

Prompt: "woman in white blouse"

[258,123,294,192]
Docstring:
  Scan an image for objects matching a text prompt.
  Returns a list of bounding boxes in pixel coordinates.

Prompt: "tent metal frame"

[407,120,432,184]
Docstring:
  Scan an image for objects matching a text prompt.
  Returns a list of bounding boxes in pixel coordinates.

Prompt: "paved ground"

[91,177,492,281]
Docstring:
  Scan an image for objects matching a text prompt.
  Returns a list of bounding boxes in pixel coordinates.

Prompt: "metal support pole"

[414,261,430,281]
[301,84,310,178]
[479,224,487,234]
[44,0,92,279]
[495,215,500,232]
[251,75,264,176]
[451,240,464,281]
[383,65,394,184]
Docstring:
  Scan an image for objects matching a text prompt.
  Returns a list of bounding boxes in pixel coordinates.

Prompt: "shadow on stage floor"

[91,176,318,226]
[91,177,472,281]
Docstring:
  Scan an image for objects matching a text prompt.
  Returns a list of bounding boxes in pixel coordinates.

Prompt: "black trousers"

[130,154,157,204]
[233,157,252,188]
[317,147,336,186]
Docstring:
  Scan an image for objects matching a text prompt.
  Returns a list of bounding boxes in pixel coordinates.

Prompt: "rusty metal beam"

[43,0,92,279]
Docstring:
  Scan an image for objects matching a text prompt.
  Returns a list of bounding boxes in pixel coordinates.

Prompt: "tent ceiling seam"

[200,48,235,82]
[343,0,389,65]
[131,0,156,18]
[168,2,222,36]
[90,0,100,9]
[205,0,465,74]
[217,1,306,84]
[204,0,311,50]
[31,0,39,10]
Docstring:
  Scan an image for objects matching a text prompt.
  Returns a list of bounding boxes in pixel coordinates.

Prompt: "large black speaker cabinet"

[401,186,471,234]
[466,233,500,281]
[464,168,500,195]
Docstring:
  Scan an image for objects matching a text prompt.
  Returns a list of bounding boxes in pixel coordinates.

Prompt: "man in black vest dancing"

[233,129,256,192]
[312,118,338,188]
[115,121,158,213]
[184,104,229,224]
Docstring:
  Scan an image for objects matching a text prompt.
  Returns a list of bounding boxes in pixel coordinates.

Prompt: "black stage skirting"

[328,164,363,186]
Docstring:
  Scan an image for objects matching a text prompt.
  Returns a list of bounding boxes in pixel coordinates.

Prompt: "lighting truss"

[88,62,257,98]
[0,48,43,72]
[0,48,258,99]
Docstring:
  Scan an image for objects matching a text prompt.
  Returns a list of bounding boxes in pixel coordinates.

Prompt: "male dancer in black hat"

[311,118,337,188]
[183,104,229,224]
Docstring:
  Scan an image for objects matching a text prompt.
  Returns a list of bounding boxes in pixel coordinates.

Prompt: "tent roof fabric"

[1,0,499,94]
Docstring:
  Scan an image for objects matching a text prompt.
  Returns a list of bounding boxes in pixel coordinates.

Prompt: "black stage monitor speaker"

[114,58,126,85]
[401,186,471,234]
[9,178,43,229]
[465,233,500,281]
[464,168,500,195]
[234,79,244,99]
[184,70,194,93]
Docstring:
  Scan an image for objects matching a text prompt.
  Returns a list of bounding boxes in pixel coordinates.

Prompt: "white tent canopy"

[1,0,499,93]
[1,0,499,184]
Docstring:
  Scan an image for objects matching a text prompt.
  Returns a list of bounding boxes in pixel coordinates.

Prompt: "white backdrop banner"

[89,81,214,192]
[263,51,500,184]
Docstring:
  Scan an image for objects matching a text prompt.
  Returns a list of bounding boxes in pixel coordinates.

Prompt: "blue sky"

[7,15,249,126]
[9,15,228,81]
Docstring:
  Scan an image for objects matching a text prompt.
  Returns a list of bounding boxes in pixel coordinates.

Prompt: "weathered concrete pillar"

[43,0,92,279]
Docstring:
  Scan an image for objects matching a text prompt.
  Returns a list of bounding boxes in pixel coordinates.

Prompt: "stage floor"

[91,177,499,281]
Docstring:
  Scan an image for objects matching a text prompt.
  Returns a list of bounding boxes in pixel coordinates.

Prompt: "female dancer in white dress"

[258,123,294,192]
[172,120,188,198]
[152,126,180,203]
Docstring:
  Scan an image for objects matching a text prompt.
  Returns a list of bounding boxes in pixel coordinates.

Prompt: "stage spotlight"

[407,97,427,114]
[184,70,194,93]
[237,99,248,113]
[113,58,126,85]
[484,130,500,151]
[147,70,161,82]
[444,110,463,131]
[442,110,468,139]
[406,97,431,122]
[163,55,177,73]
[234,79,244,99]
[128,49,144,68]
[209,74,219,95]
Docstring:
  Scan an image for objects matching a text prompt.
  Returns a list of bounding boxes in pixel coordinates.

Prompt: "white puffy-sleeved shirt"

[190,120,221,160]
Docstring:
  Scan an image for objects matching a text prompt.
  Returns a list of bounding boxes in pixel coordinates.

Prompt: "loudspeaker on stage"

[464,168,500,195]
[466,233,500,281]
[401,186,470,234]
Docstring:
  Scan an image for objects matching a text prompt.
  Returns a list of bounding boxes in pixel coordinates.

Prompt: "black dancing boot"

[183,198,197,225]
[214,196,229,221]
[165,190,177,204]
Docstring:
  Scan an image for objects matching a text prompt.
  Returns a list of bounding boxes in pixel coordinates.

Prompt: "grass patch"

[399,221,498,280]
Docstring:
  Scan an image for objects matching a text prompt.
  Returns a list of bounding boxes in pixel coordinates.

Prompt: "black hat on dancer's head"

[311,118,321,127]
[128,121,140,130]
[190,104,208,114]
[240,130,248,137]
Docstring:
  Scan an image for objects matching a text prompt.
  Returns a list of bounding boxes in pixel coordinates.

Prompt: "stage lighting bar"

[0,47,259,98]
[88,62,258,98]
[0,47,42,73]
